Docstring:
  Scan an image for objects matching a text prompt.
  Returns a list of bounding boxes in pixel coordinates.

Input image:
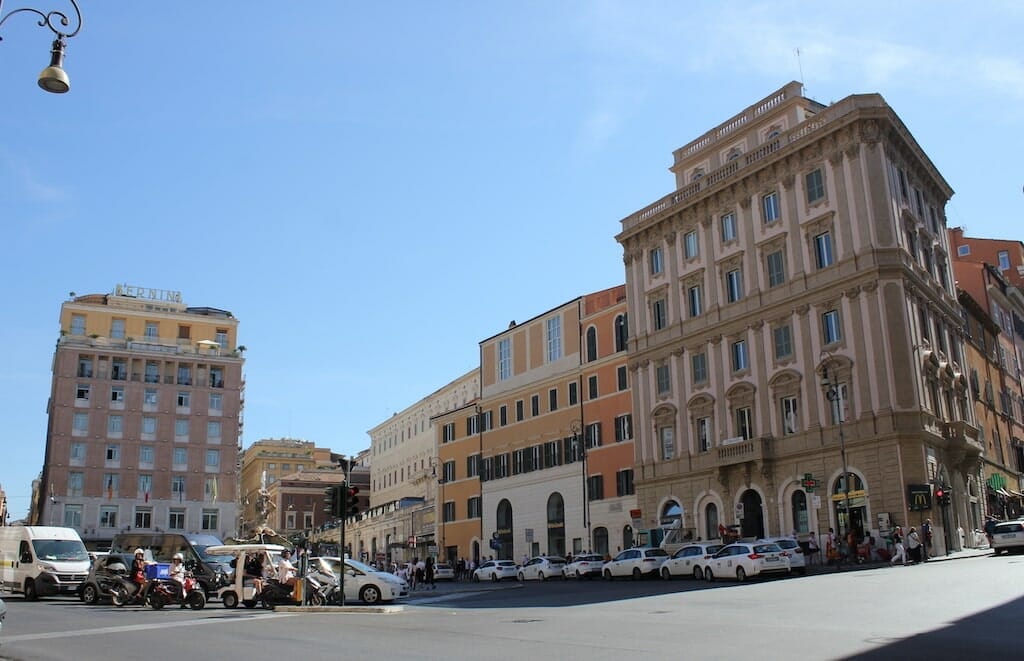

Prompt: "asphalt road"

[1,551,1020,661]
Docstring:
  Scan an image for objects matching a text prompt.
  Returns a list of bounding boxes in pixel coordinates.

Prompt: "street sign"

[735,503,744,520]
[488,539,502,550]
[907,484,932,511]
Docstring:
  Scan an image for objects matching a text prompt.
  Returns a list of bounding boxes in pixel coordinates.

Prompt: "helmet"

[172,553,184,561]
[134,548,145,557]
[108,562,128,574]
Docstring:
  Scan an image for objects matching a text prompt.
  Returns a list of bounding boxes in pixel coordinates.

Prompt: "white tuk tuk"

[205,544,287,609]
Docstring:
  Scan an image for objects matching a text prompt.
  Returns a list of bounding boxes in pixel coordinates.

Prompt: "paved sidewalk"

[805,546,992,574]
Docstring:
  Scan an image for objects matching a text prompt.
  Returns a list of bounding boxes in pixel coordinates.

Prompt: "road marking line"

[1,612,295,643]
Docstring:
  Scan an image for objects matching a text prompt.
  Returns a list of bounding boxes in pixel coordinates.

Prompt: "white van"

[0,526,91,600]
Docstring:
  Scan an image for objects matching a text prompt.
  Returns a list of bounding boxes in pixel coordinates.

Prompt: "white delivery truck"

[0,526,91,600]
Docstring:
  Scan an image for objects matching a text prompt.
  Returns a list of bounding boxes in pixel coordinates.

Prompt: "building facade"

[617,82,978,554]
[239,438,334,535]
[34,285,244,547]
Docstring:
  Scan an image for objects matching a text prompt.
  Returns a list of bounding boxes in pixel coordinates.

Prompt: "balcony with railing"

[689,436,773,472]
[58,334,243,359]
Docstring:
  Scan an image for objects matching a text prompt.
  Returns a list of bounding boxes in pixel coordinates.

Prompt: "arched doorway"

[547,492,565,556]
[622,525,633,550]
[832,472,866,540]
[705,503,719,540]
[662,500,683,527]
[496,499,514,560]
[791,490,809,534]
[472,540,481,564]
[739,489,765,539]
[592,526,609,555]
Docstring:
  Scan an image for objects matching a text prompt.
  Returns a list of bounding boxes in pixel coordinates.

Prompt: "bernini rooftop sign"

[114,283,183,303]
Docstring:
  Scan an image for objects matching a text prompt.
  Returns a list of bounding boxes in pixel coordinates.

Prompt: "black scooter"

[258,579,299,610]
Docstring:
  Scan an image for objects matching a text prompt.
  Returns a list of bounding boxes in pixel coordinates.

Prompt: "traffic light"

[941,486,952,506]
[345,484,361,518]
[323,485,340,517]
[934,487,951,507]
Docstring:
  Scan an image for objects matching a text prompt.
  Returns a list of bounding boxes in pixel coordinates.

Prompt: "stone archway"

[739,489,765,539]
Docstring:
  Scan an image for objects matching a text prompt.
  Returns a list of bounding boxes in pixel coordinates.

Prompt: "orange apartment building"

[435,286,635,564]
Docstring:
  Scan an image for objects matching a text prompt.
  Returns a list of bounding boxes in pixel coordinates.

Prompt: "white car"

[565,554,605,579]
[434,563,455,581]
[758,536,806,574]
[603,547,669,579]
[311,557,409,604]
[704,542,790,582]
[472,559,518,582]
[0,596,6,634]
[518,556,566,581]
[660,542,724,580]
[990,520,1024,554]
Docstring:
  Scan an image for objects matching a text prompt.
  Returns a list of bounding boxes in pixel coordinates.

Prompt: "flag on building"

[106,477,113,501]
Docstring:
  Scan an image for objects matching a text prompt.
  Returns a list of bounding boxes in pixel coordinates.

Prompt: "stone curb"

[275,605,403,614]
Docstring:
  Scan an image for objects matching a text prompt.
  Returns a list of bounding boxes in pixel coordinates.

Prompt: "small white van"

[0,526,91,600]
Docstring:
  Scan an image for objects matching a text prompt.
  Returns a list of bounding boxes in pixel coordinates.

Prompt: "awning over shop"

[997,488,1013,497]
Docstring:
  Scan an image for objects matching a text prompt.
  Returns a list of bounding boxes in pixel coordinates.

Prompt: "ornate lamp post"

[821,357,853,556]
[0,0,82,93]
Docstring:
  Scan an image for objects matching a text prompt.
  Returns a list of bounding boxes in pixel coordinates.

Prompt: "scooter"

[258,579,299,610]
[110,577,150,608]
[147,572,206,610]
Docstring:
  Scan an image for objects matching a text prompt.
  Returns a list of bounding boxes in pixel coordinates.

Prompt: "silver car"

[990,520,1024,554]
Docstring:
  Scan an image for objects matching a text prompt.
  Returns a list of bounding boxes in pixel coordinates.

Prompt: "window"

[651,298,668,330]
[650,247,664,275]
[71,314,86,336]
[823,310,842,344]
[177,391,190,408]
[441,460,456,483]
[656,364,671,394]
[107,415,123,435]
[177,365,191,385]
[617,365,628,391]
[209,393,222,411]
[998,250,1010,271]
[806,169,825,203]
[111,359,127,381]
[546,316,563,362]
[177,325,190,340]
[103,473,119,498]
[498,338,512,380]
[138,474,152,499]
[442,422,455,443]
[144,362,159,384]
[530,395,540,417]
[614,314,628,352]
[588,376,598,400]
[782,397,799,435]
[684,230,699,259]
[467,454,480,478]
[732,340,748,371]
[109,386,125,404]
[766,250,786,287]
[77,356,93,378]
[585,326,598,362]
[515,400,524,422]
[99,507,118,528]
[467,496,482,519]
[692,352,708,383]
[135,508,152,529]
[175,419,189,438]
[63,504,83,528]
[774,325,793,360]
[68,472,84,497]
[543,440,562,468]
[828,383,849,425]
[616,469,635,497]
[144,388,158,405]
[688,284,703,317]
[814,232,834,268]
[73,412,89,434]
[76,383,90,400]
[762,192,780,223]
[105,444,120,462]
[736,407,753,440]
[209,367,224,388]
[215,330,228,349]
[171,474,186,497]
[585,422,602,448]
[442,502,456,523]
[721,213,737,242]
[660,427,675,460]
[494,453,509,479]
[168,508,185,530]
[70,442,86,461]
[726,269,743,303]
[957,245,970,257]
[110,318,126,339]
[569,381,579,405]
[696,417,711,452]
[145,322,158,338]
[587,475,604,501]
[201,509,219,531]
[139,446,154,465]
[549,388,558,412]
[207,421,222,440]
[481,410,493,431]
[615,414,632,442]
[205,450,220,469]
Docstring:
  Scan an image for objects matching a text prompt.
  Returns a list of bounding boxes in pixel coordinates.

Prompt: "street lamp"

[438,473,446,563]
[821,358,853,557]
[571,419,590,551]
[0,0,82,93]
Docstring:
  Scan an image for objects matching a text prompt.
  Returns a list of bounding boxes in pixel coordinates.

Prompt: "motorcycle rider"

[168,552,187,604]
[277,549,297,591]
[130,548,151,602]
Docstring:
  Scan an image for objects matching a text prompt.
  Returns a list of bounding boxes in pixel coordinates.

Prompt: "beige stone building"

[34,285,244,546]
[617,82,978,554]
[238,438,335,535]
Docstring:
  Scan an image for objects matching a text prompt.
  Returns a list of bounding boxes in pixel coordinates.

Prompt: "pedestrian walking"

[456,557,466,581]
[906,527,922,564]
[826,528,840,565]
[890,526,907,565]
[922,519,933,559]
[425,557,436,590]
[807,532,820,564]
[408,558,419,590]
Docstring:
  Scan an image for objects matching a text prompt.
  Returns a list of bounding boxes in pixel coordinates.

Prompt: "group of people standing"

[396,557,436,590]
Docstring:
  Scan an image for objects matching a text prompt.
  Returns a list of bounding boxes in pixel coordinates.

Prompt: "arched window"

[705,503,719,540]
[662,500,682,525]
[592,527,609,555]
[547,493,565,556]
[614,314,628,353]
[586,326,598,362]
[791,490,808,533]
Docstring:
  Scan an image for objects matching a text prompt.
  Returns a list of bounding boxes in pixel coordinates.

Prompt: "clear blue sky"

[2,2,1022,520]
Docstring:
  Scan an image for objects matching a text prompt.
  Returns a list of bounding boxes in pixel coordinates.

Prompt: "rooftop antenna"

[795,47,806,96]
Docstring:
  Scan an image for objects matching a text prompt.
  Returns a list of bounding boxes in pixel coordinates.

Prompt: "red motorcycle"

[148,572,206,610]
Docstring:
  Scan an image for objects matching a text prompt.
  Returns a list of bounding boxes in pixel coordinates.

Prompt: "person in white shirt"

[168,552,187,601]
[277,549,297,588]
